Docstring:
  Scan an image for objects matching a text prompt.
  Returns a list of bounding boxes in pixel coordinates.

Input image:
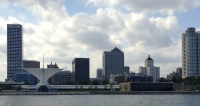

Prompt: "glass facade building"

[7,24,23,81]
[102,47,125,80]
[182,28,200,78]
[72,58,89,82]
[14,72,37,85]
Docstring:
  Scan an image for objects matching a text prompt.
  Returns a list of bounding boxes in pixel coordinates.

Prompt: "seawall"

[0,91,200,95]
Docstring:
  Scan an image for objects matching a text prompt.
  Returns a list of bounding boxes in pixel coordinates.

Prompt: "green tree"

[94,86,98,90]
[88,85,93,90]
[16,86,21,91]
[158,77,167,82]
[176,76,182,83]
[104,85,107,90]
[64,81,76,85]
[75,85,78,90]
[101,80,109,85]
[191,85,195,91]
[80,85,83,90]
[172,76,177,83]
[79,81,89,85]
[92,80,99,85]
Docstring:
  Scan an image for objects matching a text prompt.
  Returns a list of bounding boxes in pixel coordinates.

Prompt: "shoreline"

[0,91,200,95]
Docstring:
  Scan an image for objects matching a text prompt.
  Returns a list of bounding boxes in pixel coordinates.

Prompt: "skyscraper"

[182,27,200,78]
[72,58,90,82]
[139,55,160,82]
[96,68,102,79]
[7,24,23,81]
[102,47,125,80]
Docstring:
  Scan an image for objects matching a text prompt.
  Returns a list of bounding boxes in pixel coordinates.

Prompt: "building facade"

[47,62,59,84]
[102,47,126,80]
[21,60,40,84]
[182,27,200,78]
[72,58,90,82]
[119,82,173,91]
[23,60,40,68]
[47,62,59,68]
[110,73,153,84]
[14,72,36,85]
[176,67,182,76]
[7,24,23,81]
[139,55,160,82]
[52,70,72,84]
[96,68,102,79]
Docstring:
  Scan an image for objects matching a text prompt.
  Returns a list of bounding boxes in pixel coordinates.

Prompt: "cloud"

[0,0,198,81]
[87,0,200,14]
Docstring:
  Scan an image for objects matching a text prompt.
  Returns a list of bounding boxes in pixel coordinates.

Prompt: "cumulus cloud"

[0,0,198,81]
[87,0,200,14]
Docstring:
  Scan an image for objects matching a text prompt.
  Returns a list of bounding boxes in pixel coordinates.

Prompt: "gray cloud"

[87,0,200,14]
[0,0,198,81]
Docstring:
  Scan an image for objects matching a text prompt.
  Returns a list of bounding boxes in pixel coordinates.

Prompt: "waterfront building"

[110,73,153,84]
[72,58,90,82]
[119,82,173,91]
[52,70,72,84]
[182,28,200,78]
[14,72,37,85]
[102,47,127,80]
[176,67,182,76]
[15,60,40,85]
[47,62,59,84]
[23,60,40,69]
[166,72,180,81]
[96,68,102,79]
[139,55,160,82]
[47,62,59,68]
[7,24,23,81]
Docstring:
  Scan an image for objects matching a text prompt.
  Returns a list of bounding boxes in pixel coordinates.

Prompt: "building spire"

[43,54,44,69]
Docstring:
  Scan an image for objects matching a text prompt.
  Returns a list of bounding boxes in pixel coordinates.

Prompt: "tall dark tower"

[72,58,89,82]
[7,24,23,81]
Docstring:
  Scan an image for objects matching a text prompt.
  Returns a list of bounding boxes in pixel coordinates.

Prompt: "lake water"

[0,95,200,106]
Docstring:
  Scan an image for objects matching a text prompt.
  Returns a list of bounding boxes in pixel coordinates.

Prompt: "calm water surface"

[0,95,200,106]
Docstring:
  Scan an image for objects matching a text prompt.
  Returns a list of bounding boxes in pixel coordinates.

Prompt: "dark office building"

[7,24,23,81]
[14,72,37,85]
[119,82,173,91]
[23,60,40,68]
[72,58,89,82]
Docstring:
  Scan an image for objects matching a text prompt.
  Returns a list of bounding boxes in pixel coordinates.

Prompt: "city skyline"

[0,0,200,81]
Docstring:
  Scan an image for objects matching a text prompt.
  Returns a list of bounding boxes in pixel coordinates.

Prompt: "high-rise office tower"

[102,47,125,80]
[7,24,23,81]
[182,27,200,78]
[72,58,90,82]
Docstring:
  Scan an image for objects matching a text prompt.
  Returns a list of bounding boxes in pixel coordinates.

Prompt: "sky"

[0,0,200,81]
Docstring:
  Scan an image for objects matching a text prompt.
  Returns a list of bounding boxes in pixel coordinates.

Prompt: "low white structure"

[139,55,160,82]
[21,85,119,90]
[23,68,62,92]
